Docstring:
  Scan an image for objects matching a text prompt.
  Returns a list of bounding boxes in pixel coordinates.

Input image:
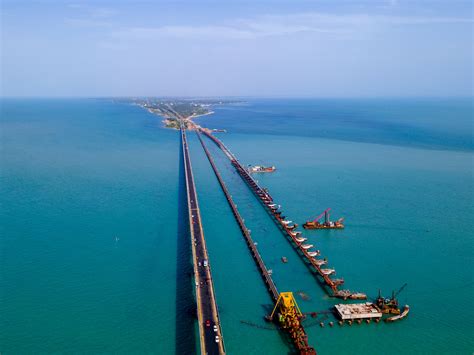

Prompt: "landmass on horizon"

[123,98,242,130]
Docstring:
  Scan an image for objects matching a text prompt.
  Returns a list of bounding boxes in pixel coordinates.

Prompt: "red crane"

[311,208,331,223]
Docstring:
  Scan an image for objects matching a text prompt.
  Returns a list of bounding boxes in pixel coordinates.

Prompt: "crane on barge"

[376,283,408,315]
[303,208,344,230]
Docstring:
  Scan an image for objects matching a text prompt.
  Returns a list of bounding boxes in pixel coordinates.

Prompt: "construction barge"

[303,208,344,230]
[334,303,382,322]
[334,302,409,324]
[376,283,410,322]
[333,284,410,325]
[200,129,366,301]
[248,165,276,173]
[197,131,316,354]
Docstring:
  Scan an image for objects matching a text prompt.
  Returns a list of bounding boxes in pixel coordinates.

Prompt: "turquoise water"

[1,98,473,354]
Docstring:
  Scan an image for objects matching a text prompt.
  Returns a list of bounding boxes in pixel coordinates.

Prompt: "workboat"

[248,165,276,173]
[349,293,368,300]
[295,237,307,243]
[301,244,314,250]
[307,251,320,257]
[321,268,336,275]
[385,305,409,322]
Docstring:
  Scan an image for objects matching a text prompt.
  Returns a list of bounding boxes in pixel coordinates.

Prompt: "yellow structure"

[269,292,315,354]
[270,292,303,321]
[269,292,303,328]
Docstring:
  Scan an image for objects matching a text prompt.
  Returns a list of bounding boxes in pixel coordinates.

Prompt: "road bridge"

[180,124,225,355]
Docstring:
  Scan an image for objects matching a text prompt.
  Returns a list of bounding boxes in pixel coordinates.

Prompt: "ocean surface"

[1,98,473,354]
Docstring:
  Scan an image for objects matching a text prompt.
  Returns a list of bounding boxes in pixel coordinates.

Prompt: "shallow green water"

[1,98,472,354]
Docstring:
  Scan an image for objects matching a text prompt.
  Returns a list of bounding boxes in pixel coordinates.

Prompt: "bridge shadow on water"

[175,138,197,354]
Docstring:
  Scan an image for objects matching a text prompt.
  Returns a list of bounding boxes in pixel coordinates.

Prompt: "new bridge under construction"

[177,116,406,354]
[199,128,367,301]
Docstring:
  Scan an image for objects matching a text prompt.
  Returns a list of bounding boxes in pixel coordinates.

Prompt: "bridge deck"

[180,124,225,355]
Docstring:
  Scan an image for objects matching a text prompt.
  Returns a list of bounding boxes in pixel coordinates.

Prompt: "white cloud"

[117,26,255,40]
[109,12,472,42]
[90,8,117,19]
[65,18,113,27]
[65,4,117,27]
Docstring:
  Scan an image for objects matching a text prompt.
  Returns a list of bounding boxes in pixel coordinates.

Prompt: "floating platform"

[334,303,382,321]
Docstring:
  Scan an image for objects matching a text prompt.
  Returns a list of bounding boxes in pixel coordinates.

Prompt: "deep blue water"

[196,98,473,152]
[1,98,473,354]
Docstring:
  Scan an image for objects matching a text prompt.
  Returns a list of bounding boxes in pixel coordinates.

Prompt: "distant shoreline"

[189,111,215,119]
[130,99,242,130]
[143,104,216,129]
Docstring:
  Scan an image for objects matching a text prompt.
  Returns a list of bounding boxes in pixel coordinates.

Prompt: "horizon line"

[1,95,473,100]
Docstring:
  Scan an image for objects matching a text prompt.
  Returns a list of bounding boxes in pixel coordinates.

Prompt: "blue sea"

[1,98,473,354]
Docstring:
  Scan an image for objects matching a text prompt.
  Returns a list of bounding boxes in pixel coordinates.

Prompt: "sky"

[1,0,473,97]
